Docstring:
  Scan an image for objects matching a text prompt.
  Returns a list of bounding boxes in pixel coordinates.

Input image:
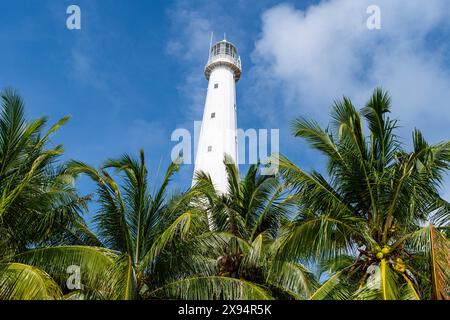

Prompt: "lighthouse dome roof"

[206,39,242,81]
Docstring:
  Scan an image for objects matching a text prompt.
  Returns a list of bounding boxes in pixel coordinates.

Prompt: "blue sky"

[0,0,449,223]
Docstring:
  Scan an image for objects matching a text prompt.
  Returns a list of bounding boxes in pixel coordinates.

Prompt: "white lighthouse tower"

[192,38,242,193]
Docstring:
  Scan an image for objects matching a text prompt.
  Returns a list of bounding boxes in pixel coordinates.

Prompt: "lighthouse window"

[208,146,212,152]
[211,113,216,119]
[214,83,219,89]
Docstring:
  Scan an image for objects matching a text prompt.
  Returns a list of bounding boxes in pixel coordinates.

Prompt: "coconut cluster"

[371,244,408,273]
[373,244,391,260]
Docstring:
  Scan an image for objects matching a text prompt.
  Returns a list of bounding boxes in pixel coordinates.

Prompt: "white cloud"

[166,10,212,62]
[250,0,450,143]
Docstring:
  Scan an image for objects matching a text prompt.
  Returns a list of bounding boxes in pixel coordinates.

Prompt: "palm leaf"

[267,261,318,299]
[430,225,450,300]
[309,271,348,300]
[0,263,62,300]
[11,246,118,298]
[148,276,273,300]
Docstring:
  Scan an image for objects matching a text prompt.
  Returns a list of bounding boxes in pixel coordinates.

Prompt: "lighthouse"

[192,39,242,193]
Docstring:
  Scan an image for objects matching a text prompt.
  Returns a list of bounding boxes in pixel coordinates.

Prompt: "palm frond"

[309,271,348,300]
[11,246,118,297]
[0,263,62,300]
[267,261,318,299]
[148,276,273,300]
[429,225,450,300]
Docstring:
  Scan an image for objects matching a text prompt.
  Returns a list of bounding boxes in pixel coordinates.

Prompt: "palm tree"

[0,89,98,253]
[0,89,100,299]
[191,158,318,299]
[276,88,450,300]
[62,151,194,299]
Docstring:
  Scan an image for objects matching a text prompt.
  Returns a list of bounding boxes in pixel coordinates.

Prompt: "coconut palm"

[0,89,100,299]
[189,158,318,299]
[0,89,98,254]
[276,88,450,300]
[61,152,198,299]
